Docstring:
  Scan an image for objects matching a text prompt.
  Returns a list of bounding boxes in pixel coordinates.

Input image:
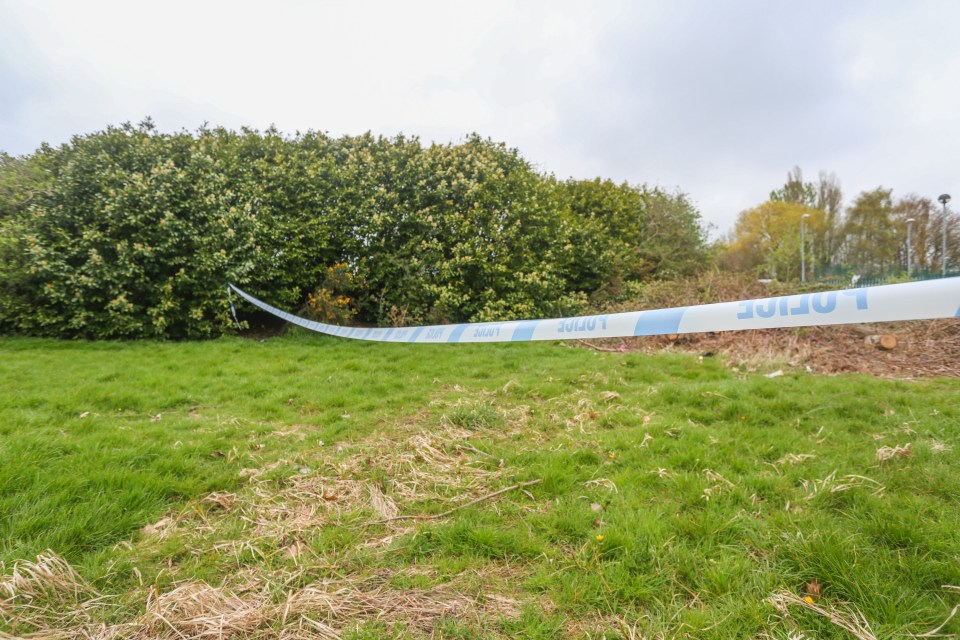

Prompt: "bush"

[6,124,264,337]
[0,122,710,338]
[303,264,359,325]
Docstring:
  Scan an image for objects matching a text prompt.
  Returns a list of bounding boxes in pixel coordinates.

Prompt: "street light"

[906,218,915,277]
[801,213,811,284]
[939,194,951,276]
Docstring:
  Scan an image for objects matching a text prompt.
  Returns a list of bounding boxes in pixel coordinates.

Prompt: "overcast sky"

[2,0,958,236]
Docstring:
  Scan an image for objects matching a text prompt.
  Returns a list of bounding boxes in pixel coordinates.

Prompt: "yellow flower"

[595,535,604,543]
[803,596,815,605]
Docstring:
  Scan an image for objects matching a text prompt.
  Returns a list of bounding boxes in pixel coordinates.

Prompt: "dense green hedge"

[0,121,708,338]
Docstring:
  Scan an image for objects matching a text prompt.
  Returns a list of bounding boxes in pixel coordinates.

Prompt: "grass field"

[2,333,960,638]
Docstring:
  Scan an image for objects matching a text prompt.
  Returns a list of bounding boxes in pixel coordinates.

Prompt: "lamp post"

[906,218,915,277]
[801,213,811,284]
[939,194,951,276]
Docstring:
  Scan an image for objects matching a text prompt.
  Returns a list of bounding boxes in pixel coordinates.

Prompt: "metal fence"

[813,269,960,289]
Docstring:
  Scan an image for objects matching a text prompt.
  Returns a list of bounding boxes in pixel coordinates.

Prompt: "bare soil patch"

[628,319,960,378]
[597,273,960,378]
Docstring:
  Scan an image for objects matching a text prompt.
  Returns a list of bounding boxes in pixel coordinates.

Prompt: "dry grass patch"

[0,552,112,634]
[2,553,527,639]
[768,590,879,640]
[2,396,542,638]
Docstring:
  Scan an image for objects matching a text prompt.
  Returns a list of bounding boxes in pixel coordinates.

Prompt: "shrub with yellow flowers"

[303,264,359,325]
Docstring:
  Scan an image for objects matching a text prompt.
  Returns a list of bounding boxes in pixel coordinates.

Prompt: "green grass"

[2,333,960,638]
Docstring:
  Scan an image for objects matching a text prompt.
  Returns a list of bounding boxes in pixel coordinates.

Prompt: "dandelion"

[595,535,604,543]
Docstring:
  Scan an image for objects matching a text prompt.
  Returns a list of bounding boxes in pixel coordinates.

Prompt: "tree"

[840,188,898,275]
[770,166,817,207]
[892,194,934,272]
[924,199,960,274]
[815,171,843,266]
[553,178,708,298]
[722,201,823,281]
[769,167,843,270]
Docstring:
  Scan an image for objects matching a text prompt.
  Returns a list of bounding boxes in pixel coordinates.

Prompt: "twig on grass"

[455,442,494,458]
[576,339,625,353]
[367,479,543,525]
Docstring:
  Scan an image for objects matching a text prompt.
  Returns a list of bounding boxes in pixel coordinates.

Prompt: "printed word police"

[737,290,868,320]
[557,316,608,333]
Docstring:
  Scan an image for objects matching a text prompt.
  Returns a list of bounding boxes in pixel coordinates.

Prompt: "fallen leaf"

[202,492,236,510]
[805,578,822,598]
[210,450,225,458]
[142,517,172,536]
[283,539,304,559]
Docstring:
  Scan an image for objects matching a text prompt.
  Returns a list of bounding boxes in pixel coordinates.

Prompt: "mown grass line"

[2,334,960,638]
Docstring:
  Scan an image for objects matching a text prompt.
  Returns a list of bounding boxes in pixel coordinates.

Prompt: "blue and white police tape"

[228,277,960,344]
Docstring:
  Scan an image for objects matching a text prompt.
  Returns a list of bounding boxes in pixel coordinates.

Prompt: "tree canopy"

[722,166,959,280]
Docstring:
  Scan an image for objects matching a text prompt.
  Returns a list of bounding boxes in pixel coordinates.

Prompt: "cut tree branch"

[368,478,543,525]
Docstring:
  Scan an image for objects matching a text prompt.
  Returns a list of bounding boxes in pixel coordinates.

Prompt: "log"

[866,333,898,350]
[879,334,897,350]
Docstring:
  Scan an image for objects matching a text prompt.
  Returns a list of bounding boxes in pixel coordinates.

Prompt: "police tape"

[228,278,960,344]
